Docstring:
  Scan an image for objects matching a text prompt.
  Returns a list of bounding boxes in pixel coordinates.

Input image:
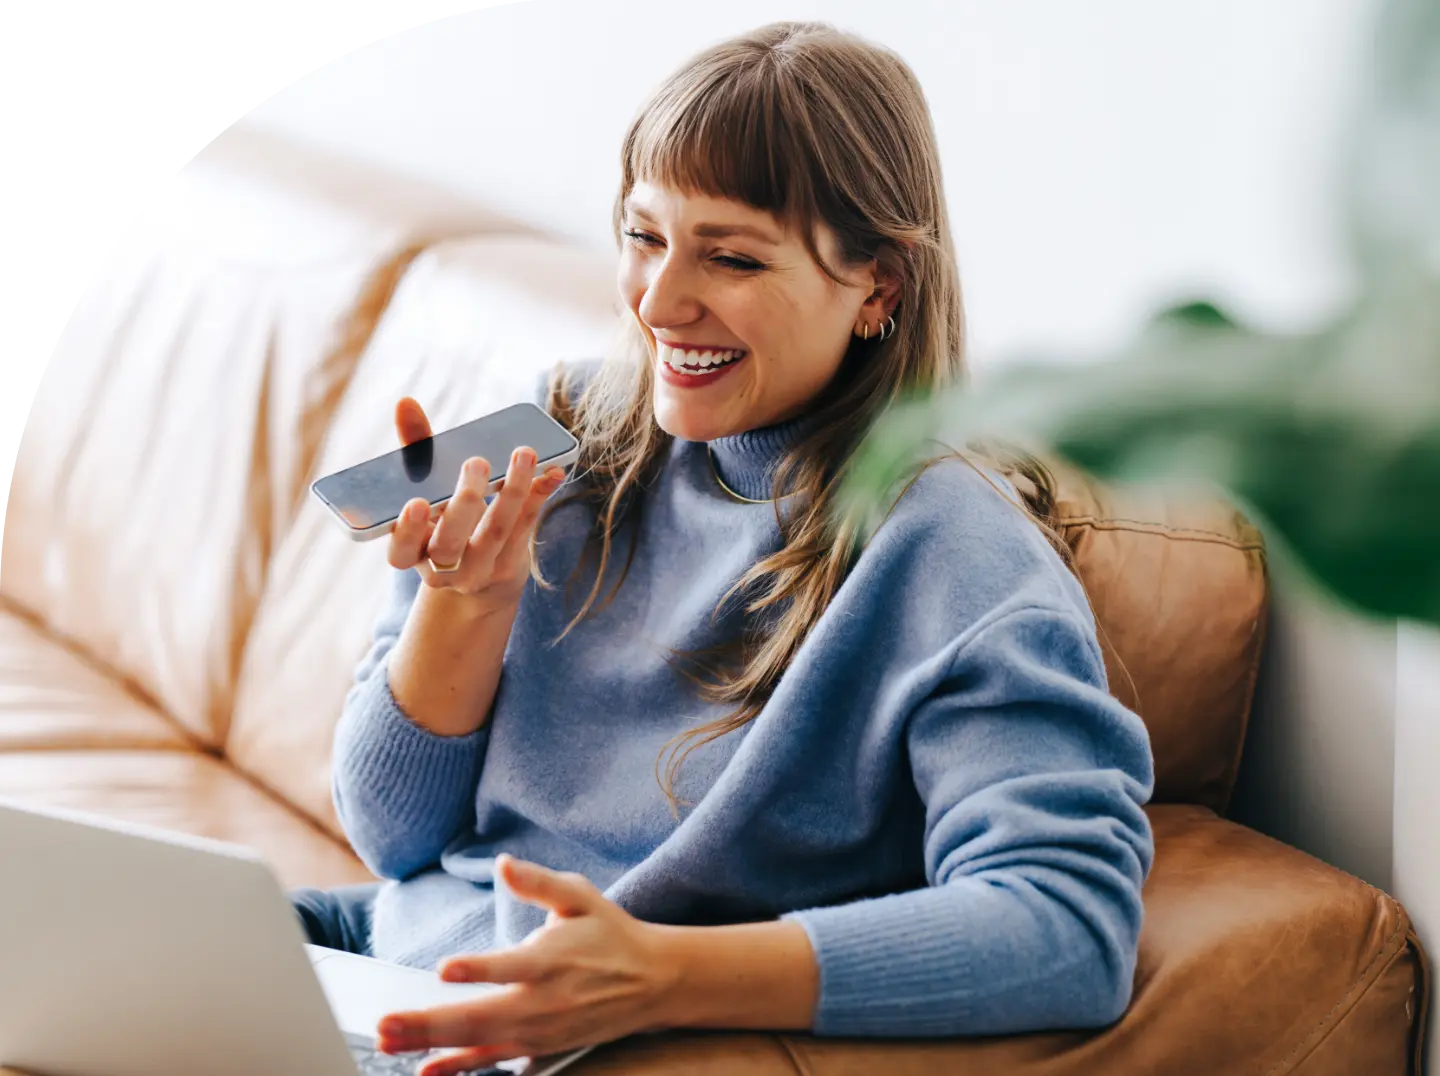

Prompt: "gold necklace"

[707,443,777,504]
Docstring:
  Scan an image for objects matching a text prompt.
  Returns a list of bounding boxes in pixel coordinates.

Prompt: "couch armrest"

[575,806,1427,1076]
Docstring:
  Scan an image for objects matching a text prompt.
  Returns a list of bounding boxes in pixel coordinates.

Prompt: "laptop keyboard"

[345,1031,429,1074]
[344,1031,509,1075]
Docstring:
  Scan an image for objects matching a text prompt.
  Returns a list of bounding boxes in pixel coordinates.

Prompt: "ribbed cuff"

[335,667,489,836]
[783,885,985,1038]
[784,879,1118,1039]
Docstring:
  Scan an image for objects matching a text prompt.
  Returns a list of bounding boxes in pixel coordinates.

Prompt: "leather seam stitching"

[772,1033,810,1076]
[1055,514,1267,811]
[1058,515,1267,550]
[1405,927,1431,1075]
[1216,568,1271,813]
[1264,898,1408,1075]
[1292,927,1413,1075]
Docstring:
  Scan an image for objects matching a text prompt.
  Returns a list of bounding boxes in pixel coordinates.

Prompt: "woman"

[293,20,1154,1073]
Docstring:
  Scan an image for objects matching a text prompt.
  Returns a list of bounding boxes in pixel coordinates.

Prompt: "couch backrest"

[225,235,620,834]
[0,128,505,746]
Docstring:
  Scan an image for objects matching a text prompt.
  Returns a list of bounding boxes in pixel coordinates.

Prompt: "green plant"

[843,0,1440,626]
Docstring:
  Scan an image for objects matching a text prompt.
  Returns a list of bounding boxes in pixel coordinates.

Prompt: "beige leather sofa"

[0,131,1428,1074]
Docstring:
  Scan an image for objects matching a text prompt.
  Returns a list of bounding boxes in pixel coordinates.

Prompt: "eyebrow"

[625,203,781,245]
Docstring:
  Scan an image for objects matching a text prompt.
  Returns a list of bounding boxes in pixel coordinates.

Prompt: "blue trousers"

[289,883,382,955]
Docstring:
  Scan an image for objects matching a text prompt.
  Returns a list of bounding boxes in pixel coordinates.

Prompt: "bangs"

[621,61,818,229]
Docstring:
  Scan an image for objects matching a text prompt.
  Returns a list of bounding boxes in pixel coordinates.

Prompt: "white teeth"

[659,345,746,374]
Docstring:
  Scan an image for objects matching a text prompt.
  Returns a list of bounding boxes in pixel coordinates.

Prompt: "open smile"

[656,343,748,388]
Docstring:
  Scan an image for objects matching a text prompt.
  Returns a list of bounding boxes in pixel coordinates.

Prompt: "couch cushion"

[568,806,1424,1075]
[1045,464,1268,811]
[862,453,1264,815]
[0,600,188,753]
[0,750,372,890]
[225,235,619,837]
[0,128,502,749]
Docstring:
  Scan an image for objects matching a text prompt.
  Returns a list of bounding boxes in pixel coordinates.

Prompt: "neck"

[706,413,815,501]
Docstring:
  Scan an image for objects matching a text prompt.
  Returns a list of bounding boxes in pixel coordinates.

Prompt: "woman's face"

[618,180,891,441]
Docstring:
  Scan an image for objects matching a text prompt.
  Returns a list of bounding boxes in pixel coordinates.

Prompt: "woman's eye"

[711,256,766,270]
[624,230,766,270]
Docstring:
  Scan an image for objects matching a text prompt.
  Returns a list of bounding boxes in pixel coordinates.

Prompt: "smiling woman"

[291,20,1155,1074]
[620,181,898,436]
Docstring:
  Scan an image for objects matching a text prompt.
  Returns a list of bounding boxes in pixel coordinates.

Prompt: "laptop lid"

[0,797,358,1076]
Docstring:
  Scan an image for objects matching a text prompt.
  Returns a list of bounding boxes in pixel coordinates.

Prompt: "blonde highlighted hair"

[534,21,1066,810]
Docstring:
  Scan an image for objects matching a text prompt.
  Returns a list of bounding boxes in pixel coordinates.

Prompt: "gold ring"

[427,556,463,574]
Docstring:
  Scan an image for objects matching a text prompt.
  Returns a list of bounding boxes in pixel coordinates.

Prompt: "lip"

[656,340,747,354]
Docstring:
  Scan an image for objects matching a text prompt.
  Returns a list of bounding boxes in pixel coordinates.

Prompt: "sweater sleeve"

[783,603,1155,1038]
[331,566,489,880]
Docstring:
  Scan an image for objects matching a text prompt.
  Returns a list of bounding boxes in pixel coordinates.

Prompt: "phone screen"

[311,402,578,532]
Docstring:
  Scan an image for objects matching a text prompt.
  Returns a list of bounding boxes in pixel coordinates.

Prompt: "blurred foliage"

[844,0,1440,625]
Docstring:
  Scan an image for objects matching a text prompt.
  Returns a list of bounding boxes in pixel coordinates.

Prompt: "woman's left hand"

[375,853,680,1074]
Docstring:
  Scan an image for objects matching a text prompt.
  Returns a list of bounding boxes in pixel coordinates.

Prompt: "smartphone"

[310,402,580,541]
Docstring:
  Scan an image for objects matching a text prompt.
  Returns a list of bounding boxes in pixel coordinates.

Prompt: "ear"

[858,247,905,321]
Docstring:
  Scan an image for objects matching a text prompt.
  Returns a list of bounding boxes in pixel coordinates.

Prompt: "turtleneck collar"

[705,412,815,502]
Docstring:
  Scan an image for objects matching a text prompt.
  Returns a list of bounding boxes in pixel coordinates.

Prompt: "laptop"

[0,799,593,1076]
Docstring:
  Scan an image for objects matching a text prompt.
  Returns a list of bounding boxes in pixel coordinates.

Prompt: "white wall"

[1230,574,1397,889]
[236,0,1429,1044]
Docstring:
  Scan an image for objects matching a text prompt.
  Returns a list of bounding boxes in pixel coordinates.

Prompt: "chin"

[652,395,731,443]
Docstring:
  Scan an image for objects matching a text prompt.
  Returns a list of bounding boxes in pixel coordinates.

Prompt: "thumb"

[497,854,598,918]
[394,396,433,447]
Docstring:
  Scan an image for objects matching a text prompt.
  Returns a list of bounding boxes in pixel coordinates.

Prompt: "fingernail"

[378,1016,406,1037]
[521,449,536,467]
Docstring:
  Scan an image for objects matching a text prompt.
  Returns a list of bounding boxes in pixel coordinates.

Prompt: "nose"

[637,252,704,332]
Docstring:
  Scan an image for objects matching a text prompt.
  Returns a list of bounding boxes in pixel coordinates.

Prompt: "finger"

[467,447,538,566]
[488,468,566,580]
[535,465,567,493]
[394,397,433,446]
[489,459,566,498]
[417,1046,525,1076]
[510,466,566,517]
[439,947,552,986]
[498,853,598,918]
[460,449,535,581]
[388,499,435,569]
[501,469,566,555]
[426,458,490,570]
[378,988,530,1051]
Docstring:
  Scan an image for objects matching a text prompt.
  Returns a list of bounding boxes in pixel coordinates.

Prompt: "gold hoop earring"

[860,322,869,341]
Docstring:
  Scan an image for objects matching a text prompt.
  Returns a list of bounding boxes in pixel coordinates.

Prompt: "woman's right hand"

[386,397,568,609]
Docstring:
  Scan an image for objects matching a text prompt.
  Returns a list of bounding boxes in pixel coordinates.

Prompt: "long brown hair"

[534,21,1065,810]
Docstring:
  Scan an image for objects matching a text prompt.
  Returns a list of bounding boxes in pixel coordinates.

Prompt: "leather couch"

[0,129,1428,1075]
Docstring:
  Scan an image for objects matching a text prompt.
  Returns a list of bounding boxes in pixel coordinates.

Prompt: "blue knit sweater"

[331,387,1155,1038]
